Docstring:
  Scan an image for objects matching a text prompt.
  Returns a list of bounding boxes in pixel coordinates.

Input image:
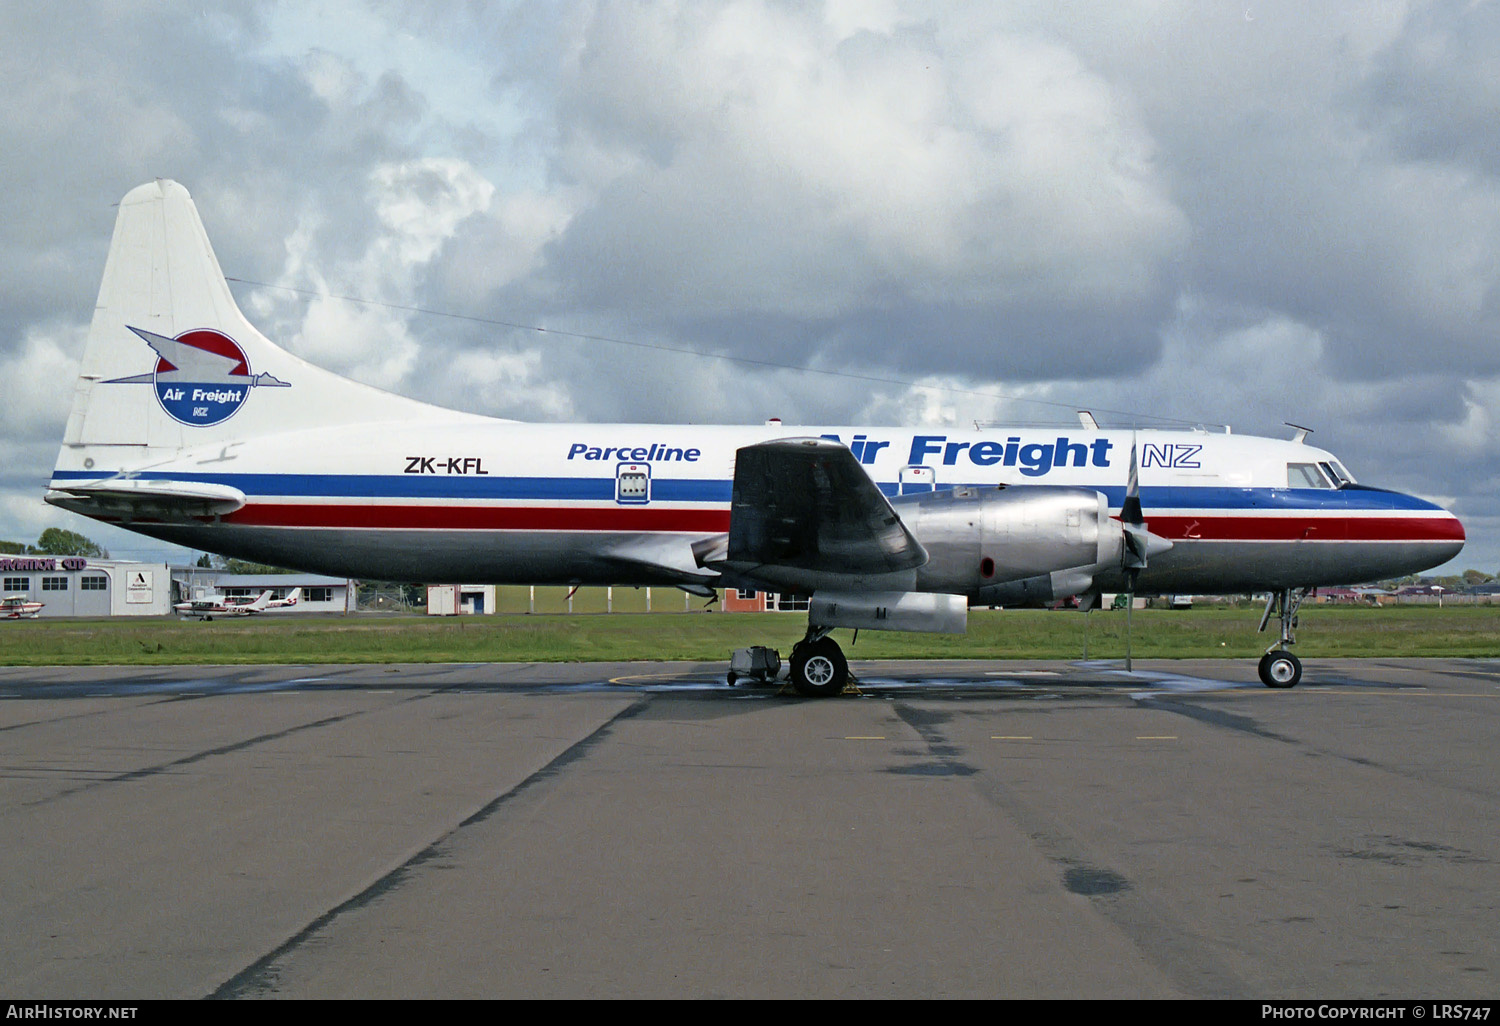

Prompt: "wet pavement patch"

[887,761,978,777]
[1063,865,1130,896]
[896,706,952,728]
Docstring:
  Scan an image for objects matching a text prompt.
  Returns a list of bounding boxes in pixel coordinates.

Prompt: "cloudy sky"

[1,1,1496,574]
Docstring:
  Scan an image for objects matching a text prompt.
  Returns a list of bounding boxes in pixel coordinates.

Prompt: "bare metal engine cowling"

[892,485,1126,605]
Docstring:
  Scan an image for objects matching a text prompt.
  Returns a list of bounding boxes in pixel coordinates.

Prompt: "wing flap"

[727,438,926,575]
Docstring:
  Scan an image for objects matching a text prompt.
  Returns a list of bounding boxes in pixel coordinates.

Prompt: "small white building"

[427,584,496,615]
[1,557,173,617]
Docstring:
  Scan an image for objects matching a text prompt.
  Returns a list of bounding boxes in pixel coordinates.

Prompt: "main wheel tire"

[790,638,848,698]
[1259,651,1302,689]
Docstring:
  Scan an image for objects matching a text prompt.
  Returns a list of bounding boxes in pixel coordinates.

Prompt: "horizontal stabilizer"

[46,478,246,521]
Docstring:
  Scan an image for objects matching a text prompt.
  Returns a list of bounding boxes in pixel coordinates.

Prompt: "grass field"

[2,605,1497,666]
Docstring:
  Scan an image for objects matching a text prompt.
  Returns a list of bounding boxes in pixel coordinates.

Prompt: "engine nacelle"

[893,485,1125,601]
[809,591,968,634]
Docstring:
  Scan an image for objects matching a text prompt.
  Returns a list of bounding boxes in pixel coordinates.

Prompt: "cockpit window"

[1288,462,1333,489]
[1320,460,1355,486]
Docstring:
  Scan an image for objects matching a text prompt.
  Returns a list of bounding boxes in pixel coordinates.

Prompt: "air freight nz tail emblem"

[106,326,290,425]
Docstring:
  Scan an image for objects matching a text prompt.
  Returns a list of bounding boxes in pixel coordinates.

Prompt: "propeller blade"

[1122,433,1143,670]
[1121,433,1143,527]
[1117,435,1173,591]
[1121,435,1147,583]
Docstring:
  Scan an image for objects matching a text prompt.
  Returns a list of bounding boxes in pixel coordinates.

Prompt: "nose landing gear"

[1257,587,1308,688]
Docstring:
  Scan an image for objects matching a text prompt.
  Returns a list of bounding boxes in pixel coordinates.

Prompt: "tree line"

[0,528,108,558]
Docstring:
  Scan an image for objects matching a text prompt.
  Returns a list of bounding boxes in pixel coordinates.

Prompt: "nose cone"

[1373,487,1465,575]
[1430,507,1466,566]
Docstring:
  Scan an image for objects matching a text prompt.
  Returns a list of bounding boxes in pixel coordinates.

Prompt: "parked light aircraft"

[47,181,1465,693]
[174,588,301,620]
[1,596,45,619]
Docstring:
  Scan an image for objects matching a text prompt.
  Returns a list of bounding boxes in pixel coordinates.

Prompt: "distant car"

[1167,595,1193,609]
[1,595,44,619]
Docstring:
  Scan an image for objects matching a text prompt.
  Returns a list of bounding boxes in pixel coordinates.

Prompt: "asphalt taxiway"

[0,657,1496,999]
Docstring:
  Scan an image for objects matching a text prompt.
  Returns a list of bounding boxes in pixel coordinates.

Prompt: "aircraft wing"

[723,438,927,579]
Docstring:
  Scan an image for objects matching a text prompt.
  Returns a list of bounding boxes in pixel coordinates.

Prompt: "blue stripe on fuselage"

[49,471,1442,512]
[51,470,723,502]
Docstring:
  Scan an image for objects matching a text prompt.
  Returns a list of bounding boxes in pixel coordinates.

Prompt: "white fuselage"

[52,421,1465,595]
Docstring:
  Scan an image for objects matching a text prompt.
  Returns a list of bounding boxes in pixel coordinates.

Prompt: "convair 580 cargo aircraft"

[47,181,1465,694]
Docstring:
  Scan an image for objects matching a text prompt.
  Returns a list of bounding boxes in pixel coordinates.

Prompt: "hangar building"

[2,557,173,617]
[1,556,355,618]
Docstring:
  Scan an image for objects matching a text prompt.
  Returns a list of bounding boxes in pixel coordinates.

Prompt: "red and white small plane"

[1,596,45,619]
[175,588,301,620]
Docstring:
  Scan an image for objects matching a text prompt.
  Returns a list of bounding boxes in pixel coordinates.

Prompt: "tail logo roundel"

[107,326,291,426]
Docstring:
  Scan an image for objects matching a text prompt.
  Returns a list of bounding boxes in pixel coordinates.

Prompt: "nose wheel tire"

[1258,651,1302,689]
[790,638,849,698]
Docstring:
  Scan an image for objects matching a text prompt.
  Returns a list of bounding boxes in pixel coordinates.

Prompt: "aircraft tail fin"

[246,590,273,611]
[56,179,470,476]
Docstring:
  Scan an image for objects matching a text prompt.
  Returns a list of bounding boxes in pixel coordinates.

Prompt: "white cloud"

[1440,376,1500,458]
[547,2,1187,328]
[440,348,574,421]
[437,188,576,301]
[302,49,363,108]
[247,157,497,390]
[0,321,86,438]
[370,158,495,267]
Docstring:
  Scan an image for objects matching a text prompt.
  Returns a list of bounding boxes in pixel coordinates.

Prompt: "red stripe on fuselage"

[225,503,733,533]
[218,503,1463,544]
[1144,515,1465,543]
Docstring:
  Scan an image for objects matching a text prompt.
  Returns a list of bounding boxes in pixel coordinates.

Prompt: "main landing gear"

[1257,587,1308,688]
[726,627,852,697]
[789,626,850,698]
